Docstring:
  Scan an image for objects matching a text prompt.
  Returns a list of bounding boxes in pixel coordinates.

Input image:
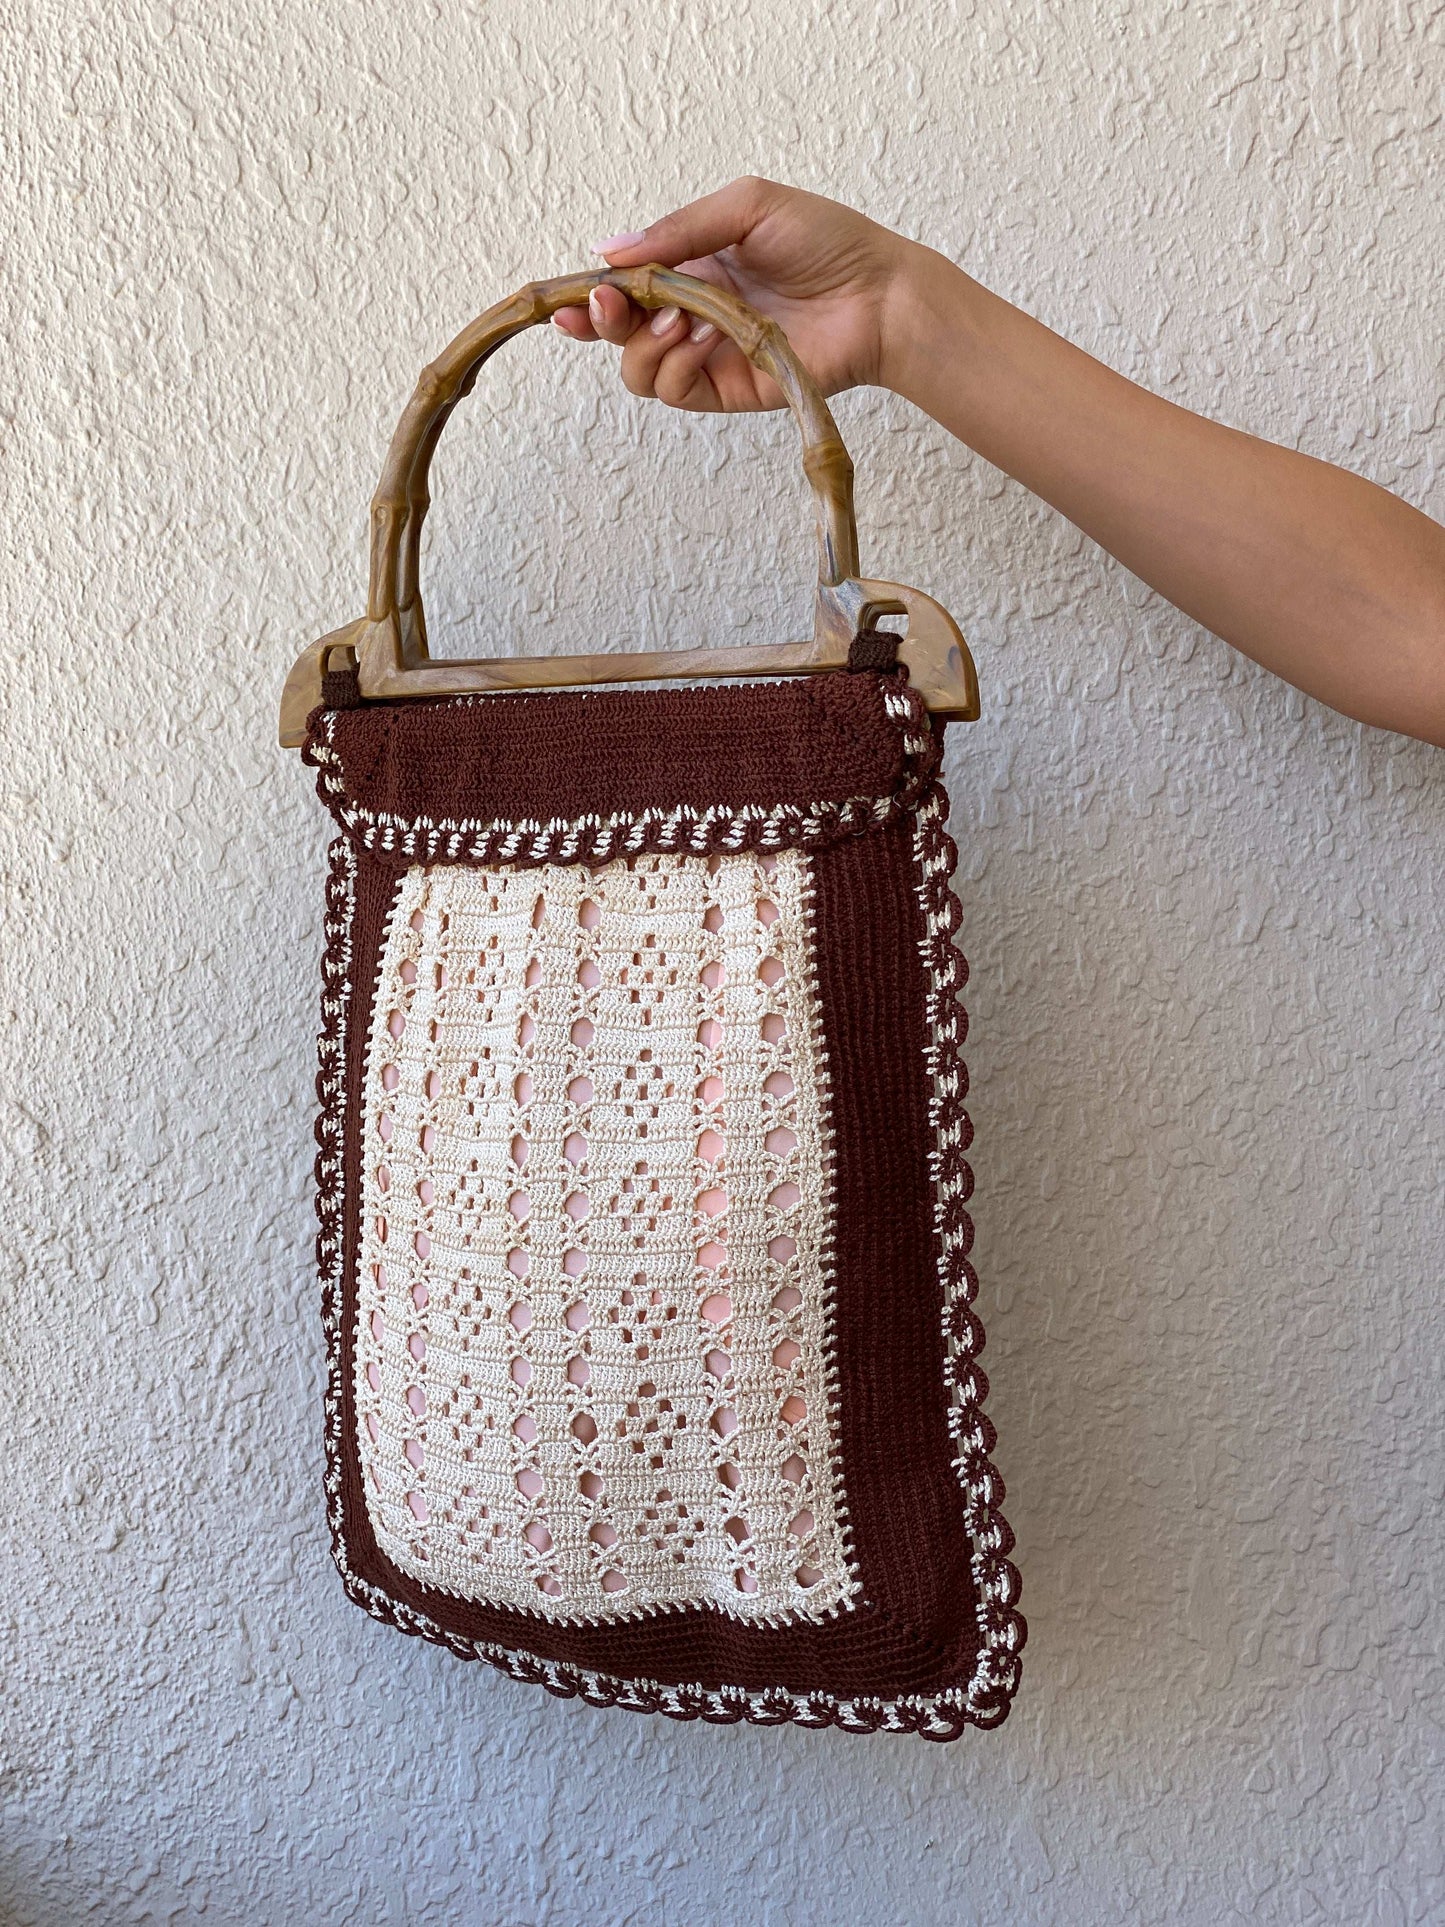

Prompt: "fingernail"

[588,289,605,322]
[690,320,716,343]
[649,306,682,336]
[590,230,647,256]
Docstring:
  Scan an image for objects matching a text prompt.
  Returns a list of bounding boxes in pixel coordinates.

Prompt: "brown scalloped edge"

[909,783,1026,1725]
[310,771,1024,1740]
[301,679,941,871]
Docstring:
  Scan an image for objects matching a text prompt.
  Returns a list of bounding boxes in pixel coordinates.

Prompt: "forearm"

[885,244,1445,745]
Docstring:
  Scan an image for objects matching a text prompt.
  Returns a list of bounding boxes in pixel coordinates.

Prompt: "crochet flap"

[303,672,941,869]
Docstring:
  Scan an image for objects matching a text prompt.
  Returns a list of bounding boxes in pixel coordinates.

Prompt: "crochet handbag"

[282,266,1025,1740]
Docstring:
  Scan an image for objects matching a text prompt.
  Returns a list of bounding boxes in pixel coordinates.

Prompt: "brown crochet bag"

[282,267,1024,1739]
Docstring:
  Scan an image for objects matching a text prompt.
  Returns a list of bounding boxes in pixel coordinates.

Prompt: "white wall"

[3,2,1442,1921]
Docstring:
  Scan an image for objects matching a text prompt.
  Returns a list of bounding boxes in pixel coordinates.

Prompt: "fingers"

[550,306,598,342]
[550,281,641,345]
[587,282,639,343]
[553,285,727,410]
[619,305,724,410]
[588,175,779,270]
[550,282,629,343]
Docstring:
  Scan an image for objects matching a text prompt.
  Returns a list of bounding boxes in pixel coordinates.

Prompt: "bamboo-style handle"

[367,266,859,660]
[276,266,982,745]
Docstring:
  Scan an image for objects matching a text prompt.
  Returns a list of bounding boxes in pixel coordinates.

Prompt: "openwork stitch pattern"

[353,847,854,1623]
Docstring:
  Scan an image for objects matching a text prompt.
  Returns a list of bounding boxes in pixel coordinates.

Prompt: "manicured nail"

[590,230,647,256]
[588,289,606,323]
[690,320,716,343]
[649,305,682,336]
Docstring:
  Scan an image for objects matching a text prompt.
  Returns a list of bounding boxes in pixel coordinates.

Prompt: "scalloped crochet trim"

[303,683,937,868]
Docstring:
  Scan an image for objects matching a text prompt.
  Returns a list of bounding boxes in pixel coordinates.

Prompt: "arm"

[556,178,1445,746]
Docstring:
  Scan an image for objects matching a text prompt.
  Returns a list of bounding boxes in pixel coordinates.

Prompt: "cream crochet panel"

[354,847,855,1624]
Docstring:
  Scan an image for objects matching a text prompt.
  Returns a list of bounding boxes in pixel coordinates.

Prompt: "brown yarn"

[304,671,933,863]
[845,626,903,674]
[306,673,1023,1737]
[320,664,363,710]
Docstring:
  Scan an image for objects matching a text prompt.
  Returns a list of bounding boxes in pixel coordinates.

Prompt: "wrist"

[877,240,983,414]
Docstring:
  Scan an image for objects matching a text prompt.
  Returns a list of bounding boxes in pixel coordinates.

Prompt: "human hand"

[552,176,918,411]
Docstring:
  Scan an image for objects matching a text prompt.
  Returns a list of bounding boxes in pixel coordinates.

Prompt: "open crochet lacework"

[355,847,854,1623]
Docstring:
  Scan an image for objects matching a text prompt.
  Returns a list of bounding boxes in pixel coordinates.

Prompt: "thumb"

[591,175,779,268]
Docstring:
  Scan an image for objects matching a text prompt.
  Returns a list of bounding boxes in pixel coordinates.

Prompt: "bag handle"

[278,269,980,746]
[368,265,858,656]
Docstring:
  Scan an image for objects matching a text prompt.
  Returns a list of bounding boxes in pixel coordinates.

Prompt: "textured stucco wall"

[2,2,1442,1921]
